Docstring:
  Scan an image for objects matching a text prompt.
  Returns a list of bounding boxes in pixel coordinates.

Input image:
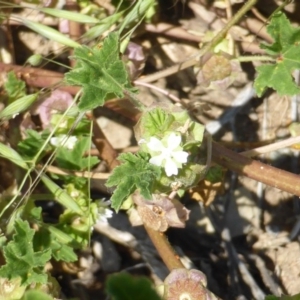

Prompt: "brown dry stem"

[212,141,300,197]
[144,225,185,271]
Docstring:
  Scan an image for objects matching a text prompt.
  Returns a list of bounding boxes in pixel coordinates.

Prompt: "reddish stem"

[212,141,300,196]
[144,225,184,271]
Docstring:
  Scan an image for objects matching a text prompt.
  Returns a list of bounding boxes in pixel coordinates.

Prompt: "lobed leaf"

[34,226,77,262]
[65,32,137,111]
[254,12,300,96]
[55,137,99,171]
[3,71,26,102]
[0,219,51,285]
[106,152,161,211]
[17,129,51,161]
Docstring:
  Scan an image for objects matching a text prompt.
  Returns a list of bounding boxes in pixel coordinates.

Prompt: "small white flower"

[50,134,78,150]
[98,208,113,223]
[147,133,189,176]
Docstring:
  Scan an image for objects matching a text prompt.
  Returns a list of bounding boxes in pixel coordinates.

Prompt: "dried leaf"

[189,180,224,206]
[202,54,232,82]
[132,191,190,232]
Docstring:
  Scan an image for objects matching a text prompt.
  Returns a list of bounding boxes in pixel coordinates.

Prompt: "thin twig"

[42,165,110,179]
[240,135,300,157]
[134,80,181,103]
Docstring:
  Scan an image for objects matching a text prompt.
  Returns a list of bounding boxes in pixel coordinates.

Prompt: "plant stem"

[144,225,184,271]
[211,141,300,196]
[240,135,300,157]
[139,0,258,83]
[123,89,147,112]
[236,55,275,62]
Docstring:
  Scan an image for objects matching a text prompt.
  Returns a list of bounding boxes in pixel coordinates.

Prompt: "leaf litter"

[1,0,300,299]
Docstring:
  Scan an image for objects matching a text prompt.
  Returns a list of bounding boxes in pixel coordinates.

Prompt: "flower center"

[161,146,173,159]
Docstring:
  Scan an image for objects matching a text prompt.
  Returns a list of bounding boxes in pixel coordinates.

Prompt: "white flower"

[50,134,78,150]
[98,208,113,223]
[146,133,189,176]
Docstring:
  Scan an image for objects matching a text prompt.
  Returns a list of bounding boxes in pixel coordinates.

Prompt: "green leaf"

[0,93,38,121]
[106,152,161,211]
[0,142,29,170]
[40,175,83,215]
[65,32,137,111]
[18,130,50,160]
[56,137,99,171]
[33,226,77,263]
[0,219,51,285]
[4,71,26,103]
[21,17,80,48]
[56,186,99,248]
[106,273,161,300]
[50,241,77,262]
[118,0,156,34]
[137,108,175,139]
[52,239,77,262]
[254,12,300,96]
[84,12,123,40]
[205,165,223,183]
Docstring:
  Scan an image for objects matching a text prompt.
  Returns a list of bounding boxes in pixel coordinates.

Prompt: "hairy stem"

[144,225,184,271]
[212,141,300,196]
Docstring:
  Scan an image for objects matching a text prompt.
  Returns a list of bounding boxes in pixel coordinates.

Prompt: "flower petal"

[172,151,189,163]
[50,136,60,147]
[165,157,178,176]
[150,154,165,166]
[147,137,164,151]
[167,133,181,150]
[65,136,78,150]
[50,134,77,150]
